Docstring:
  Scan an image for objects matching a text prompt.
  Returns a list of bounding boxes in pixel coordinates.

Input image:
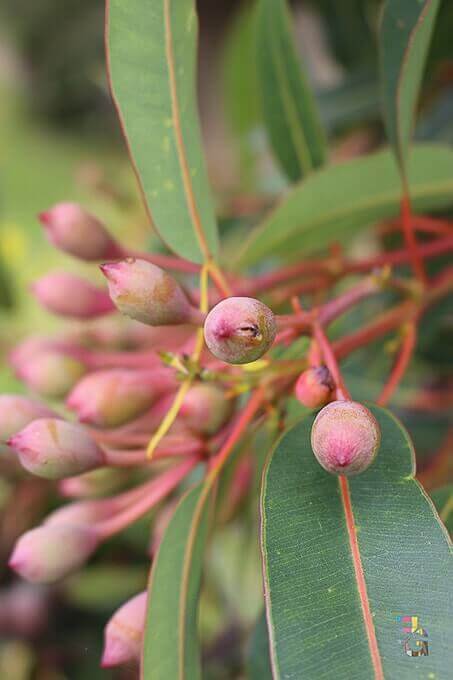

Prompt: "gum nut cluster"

[310,400,381,476]
[203,296,277,364]
[3,202,255,667]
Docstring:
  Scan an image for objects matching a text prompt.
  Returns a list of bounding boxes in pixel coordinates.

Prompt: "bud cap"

[310,400,380,476]
[101,591,147,667]
[295,366,334,409]
[204,297,277,364]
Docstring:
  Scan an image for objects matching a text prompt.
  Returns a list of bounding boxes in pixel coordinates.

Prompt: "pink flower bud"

[295,366,334,409]
[58,468,123,499]
[100,258,202,326]
[101,591,147,668]
[39,202,121,261]
[180,383,233,435]
[15,350,87,399]
[0,395,57,452]
[310,401,381,476]
[8,418,105,479]
[32,273,114,319]
[9,523,99,583]
[204,296,277,364]
[0,583,49,637]
[66,367,176,427]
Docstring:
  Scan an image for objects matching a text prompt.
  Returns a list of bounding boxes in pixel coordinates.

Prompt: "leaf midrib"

[164,0,211,262]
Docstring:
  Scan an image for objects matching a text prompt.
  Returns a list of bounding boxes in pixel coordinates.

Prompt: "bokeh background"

[0,1,451,678]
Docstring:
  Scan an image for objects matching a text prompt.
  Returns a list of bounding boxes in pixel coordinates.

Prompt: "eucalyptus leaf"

[256,0,326,181]
[261,406,452,678]
[380,0,440,179]
[106,0,218,263]
[142,483,210,679]
[235,144,453,268]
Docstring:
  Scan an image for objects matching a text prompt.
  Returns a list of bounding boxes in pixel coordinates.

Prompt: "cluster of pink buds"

[3,201,386,668]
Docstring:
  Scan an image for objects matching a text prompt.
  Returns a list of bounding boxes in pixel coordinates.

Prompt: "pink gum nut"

[203,296,277,364]
[0,395,57,454]
[66,367,176,427]
[310,400,381,476]
[180,383,234,435]
[39,202,121,261]
[8,418,105,479]
[32,272,114,319]
[100,258,203,326]
[15,350,87,399]
[101,591,147,668]
[9,523,99,583]
[295,366,334,409]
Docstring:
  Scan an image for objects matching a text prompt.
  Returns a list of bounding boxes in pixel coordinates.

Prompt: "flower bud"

[0,583,49,637]
[15,350,87,399]
[8,418,105,479]
[58,468,123,499]
[100,258,202,326]
[39,202,121,261]
[0,395,57,454]
[295,366,334,409]
[32,273,114,319]
[204,296,277,364]
[66,368,176,427]
[180,383,233,435]
[101,591,147,668]
[310,401,380,476]
[9,523,98,583]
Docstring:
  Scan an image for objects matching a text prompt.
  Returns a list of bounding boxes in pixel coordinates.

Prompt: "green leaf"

[142,483,210,679]
[235,144,453,268]
[106,0,218,264]
[256,0,327,181]
[430,485,453,535]
[247,612,273,680]
[261,406,452,679]
[380,0,440,178]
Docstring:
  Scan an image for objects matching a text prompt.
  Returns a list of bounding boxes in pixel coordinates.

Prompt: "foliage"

[0,0,452,678]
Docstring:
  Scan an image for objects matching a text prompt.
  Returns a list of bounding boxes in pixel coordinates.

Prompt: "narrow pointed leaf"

[261,406,452,679]
[256,0,327,181]
[380,0,440,178]
[106,0,218,264]
[142,483,210,679]
[235,144,453,268]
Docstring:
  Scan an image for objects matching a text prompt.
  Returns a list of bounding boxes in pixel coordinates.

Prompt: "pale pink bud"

[204,297,277,364]
[32,273,114,319]
[0,583,49,637]
[9,523,99,583]
[295,366,334,409]
[310,401,381,476]
[100,258,202,326]
[180,383,233,435]
[66,367,176,427]
[9,335,73,371]
[0,395,57,452]
[44,500,115,527]
[39,202,121,261]
[101,591,147,668]
[8,418,105,479]
[15,350,87,399]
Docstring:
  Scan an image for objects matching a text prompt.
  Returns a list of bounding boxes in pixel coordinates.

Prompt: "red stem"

[377,323,417,406]
[94,456,199,538]
[399,194,427,285]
